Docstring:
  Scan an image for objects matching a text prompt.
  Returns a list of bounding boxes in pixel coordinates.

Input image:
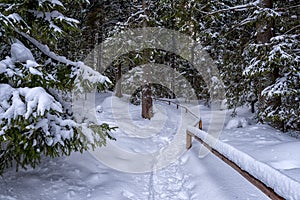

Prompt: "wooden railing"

[153,97,198,118]
[153,97,202,129]
[154,97,285,199]
[186,130,285,200]
[155,97,290,199]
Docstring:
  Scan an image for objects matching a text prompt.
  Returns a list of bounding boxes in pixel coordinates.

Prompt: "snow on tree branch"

[200,1,260,16]
[16,30,111,91]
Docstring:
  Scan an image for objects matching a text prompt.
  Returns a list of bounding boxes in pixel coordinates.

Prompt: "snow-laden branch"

[200,1,260,16]
[0,84,68,138]
[16,29,111,90]
[16,30,76,66]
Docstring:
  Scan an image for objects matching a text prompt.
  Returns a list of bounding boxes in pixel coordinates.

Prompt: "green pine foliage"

[0,0,115,174]
[243,4,299,131]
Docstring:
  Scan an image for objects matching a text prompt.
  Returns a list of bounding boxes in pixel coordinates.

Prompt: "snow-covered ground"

[0,92,299,200]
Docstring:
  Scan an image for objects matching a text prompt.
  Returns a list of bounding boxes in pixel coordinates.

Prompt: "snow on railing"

[186,127,300,200]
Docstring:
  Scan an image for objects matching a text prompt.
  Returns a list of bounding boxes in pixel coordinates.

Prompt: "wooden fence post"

[186,131,192,149]
[198,118,202,130]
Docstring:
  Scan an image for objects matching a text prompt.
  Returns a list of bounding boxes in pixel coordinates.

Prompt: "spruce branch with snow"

[0,0,115,174]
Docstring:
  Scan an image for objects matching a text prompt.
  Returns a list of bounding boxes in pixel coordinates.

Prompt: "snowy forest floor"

[0,92,299,200]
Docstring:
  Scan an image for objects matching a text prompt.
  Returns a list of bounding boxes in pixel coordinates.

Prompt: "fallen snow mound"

[225,117,249,129]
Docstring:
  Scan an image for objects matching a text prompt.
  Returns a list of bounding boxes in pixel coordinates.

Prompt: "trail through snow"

[92,92,197,199]
[1,92,297,199]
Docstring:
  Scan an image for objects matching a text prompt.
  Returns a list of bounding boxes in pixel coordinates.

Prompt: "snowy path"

[92,93,198,199]
[148,163,192,200]
[91,93,198,173]
[0,93,278,200]
[0,148,268,200]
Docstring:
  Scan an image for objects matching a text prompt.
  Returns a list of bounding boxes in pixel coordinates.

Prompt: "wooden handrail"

[153,97,199,119]
[186,130,285,200]
[154,97,284,199]
[156,97,285,199]
[153,97,202,130]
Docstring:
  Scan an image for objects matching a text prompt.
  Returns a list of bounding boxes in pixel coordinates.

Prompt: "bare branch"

[284,24,300,35]
[275,4,300,11]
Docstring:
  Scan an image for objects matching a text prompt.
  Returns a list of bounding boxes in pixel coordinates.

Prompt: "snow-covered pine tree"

[243,0,299,131]
[0,0,114,174]
[206,0,299,131]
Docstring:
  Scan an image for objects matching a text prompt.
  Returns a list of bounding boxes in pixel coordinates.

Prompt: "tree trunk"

[256,0,274,44]
[256,0,283,129]
[142,81,153,119]
[141,0,153,119]
[256,0,274,112]
[170,0,175,95]
[115,63,123,98]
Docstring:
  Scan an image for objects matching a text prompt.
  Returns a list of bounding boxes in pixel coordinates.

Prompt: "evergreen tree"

[203,0,299,131]
[0,0,114,174]
[243,0,299,131]
[156,0,299,131]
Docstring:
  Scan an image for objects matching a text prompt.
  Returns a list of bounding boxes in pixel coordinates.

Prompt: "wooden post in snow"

[198,118,203,130]
[186,131,192,150]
